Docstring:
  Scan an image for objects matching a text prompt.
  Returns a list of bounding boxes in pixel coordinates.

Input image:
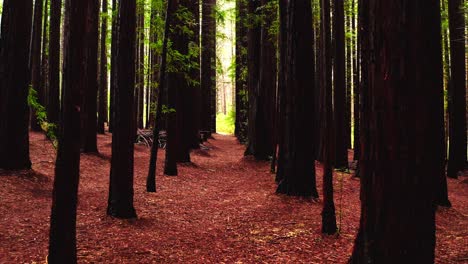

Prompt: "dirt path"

[0,132,466,263]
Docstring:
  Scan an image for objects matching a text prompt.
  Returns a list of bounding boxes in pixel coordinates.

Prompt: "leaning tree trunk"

[107,0,137,219]
[48,0,87,262]
[276,0,318,198]
[0,0,33,170]
[349,1,444,262]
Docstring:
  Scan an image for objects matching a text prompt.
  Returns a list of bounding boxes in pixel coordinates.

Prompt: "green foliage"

[28,87,58,148]
[162,104,176,114]
[216,109,235,135]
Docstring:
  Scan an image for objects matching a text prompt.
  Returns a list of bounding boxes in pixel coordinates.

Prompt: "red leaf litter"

[0,132,467,263]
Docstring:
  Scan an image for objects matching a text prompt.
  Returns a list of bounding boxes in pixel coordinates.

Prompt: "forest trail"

[0,132,467,263]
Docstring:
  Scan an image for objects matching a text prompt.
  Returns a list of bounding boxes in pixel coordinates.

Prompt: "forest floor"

[0,132,467,263]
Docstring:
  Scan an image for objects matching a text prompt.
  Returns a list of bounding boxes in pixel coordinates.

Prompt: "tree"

[81,0,99,153]
[333,0,348,169]
[234,0,248,143]
[349,1,444,262]
[98,0,109,134]
[0,0,33,170]
[109,0,119,132]
[447,0,467,178]
[30,0,44,132]
[48,0,62,124]
[201,0,216,137]
[276,0,318,198]
[107,0,137,219]
[48,0,87,261]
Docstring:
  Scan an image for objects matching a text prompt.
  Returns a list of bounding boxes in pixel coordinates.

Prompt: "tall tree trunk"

[276,0,318,198]
[41,0,50,109]
[234,0,248,143]
[353,0,360,162]
[48,0,62,124]
[147,0,173,192]
[333,0,348,169]
[109,0,118,132]
[201,0,216,137]
[349,1,443,262]
[81,0,99,153]
[107,0,137,219]
[0,0,33,170]
[30,0,44,131]
[98,0,109,134]
[447,0,467,178]
[48,0,87,261]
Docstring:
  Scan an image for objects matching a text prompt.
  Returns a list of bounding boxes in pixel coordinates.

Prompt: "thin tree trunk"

[48,0,86,261]
[48,0,62,124]
[30,0,44,131]
[98,0,109,134]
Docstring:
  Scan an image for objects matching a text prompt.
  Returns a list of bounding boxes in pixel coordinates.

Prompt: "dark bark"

[109,0,118,132]
[447,0,467,178]
[41,0,50,108]
[333,0,348,169]
[234,0,248,143]
[30,0,44,131]
[47,0,86,262]
[48,0,61,124]
[201,0,216,137]
[107,0,137,219]
[276,0,318,198]
[349,1,442,262]
[136,3,145,130]
[98,0,109,134]
[0,0,33,170]
[81,0,99,153]
[147,0,173,192]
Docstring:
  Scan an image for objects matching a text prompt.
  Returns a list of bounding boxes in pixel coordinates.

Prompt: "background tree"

[0,0,33,170]
[47,0,62,124]
[48,0,87,261]
[98,0,109,134]
[30,0,44,131]
[234,0,248,143]
[350,1,444,262]
[107,0,137,219]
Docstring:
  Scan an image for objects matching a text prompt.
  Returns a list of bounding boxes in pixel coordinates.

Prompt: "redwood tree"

[276,0,318,198]
[350,1,444,262]
[447,0,467,178]
[48,0,62,124]
[98,0,109,134]
[30,0,44,131]
[107,0,137,219]
[0,0,33,170]
[48,0,87,261]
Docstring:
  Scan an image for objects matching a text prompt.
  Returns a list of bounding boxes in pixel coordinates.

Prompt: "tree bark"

[98,0,109,134]
[276,0,318,198]
[30,0,44,131]
[349,1,443,262]
[0,0,33,170]
[48,0,87,262]
[107,0,137,219]
[48,0,61,124]
[447,0,467,178]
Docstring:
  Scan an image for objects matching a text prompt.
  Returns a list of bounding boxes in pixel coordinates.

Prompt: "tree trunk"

[48,0,61,124]
[349,1,443,262]
[98,0,108,134]
[81,0,99,153]
[447,0,467,178]
[109,0,118,132]
[107,0,137,219]
[276,0,318,198]
[30,0,44,131]
[48,0,86,261]
[0,0,33,170]
[147,0,173,192]
[234,0,248,143]
[201,0,216,137]
[333,0,348,169]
